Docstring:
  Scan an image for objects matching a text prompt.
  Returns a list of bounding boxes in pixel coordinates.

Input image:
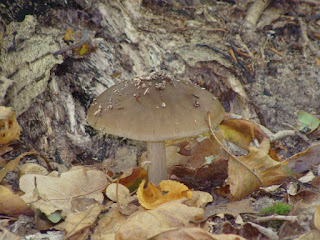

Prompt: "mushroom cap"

[87,73,225,141]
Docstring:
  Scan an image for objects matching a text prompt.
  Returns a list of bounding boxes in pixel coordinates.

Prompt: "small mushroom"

[87,72,225,184]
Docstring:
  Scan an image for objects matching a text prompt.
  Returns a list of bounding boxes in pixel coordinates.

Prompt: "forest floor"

[1,0,320,239]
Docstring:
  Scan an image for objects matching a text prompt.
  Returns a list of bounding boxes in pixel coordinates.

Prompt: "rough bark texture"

[1,0,320,169]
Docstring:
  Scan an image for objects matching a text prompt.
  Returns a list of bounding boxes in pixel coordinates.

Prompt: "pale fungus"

[87,72,225,184]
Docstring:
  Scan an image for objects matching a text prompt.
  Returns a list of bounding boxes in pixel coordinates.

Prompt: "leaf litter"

[2,104,320,240]
[3,1,320,239]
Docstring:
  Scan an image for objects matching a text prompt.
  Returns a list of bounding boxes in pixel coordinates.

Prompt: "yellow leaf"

[137,180,193,209]
[0,185,33,217]
[0,106,22,144]
[64,28,74,41]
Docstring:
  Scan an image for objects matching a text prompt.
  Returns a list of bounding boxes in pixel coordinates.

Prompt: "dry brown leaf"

[0,106,22,144]
[0,149,39,183]
[287,143,320,173]
[19,167,108,216]
[0,185,33,217]
[315,206,320,231]
[115,202,204,240]
[106,183,134,208]
[55,205,102,239]
[152,227,246,240]
[204,198,257,220]
[92,210,127,240]
[169,133,228,191]
[228,138,294,200]
[168,133,227,170]
[0,145,13,166]
[185,191,213,208]
[228,156,261,201]
[137,180,193,209]
[19,163,48,176]
[219,119,267,150]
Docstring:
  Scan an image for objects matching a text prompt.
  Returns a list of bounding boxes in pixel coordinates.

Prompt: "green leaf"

[47,211,62,223]
[297,111,320,134]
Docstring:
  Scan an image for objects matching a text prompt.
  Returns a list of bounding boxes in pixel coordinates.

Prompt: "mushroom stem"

[147,141,167,185]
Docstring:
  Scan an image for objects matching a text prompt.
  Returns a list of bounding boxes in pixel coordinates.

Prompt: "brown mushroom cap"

[87,73,225,141]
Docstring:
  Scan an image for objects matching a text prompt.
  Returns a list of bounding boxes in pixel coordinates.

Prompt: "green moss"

[261,203,291,216]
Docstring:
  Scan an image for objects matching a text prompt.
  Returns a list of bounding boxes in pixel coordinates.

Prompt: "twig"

[270,130,296,142]
[53,28,90,56]
[282,123,310,143]
[254,214,298,223]
[297,17,320,58]
[197,43,254,83]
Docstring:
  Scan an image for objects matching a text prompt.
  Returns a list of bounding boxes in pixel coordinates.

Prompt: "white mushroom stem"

[147,141,167,185]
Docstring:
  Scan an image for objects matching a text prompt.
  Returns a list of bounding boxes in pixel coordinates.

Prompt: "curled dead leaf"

[0,185,33,217]
[106,183,134,208]
[137,180,193,209]
[0,149,39,183]
[219,119,267,150]
[0,106,21,144]
[228,138,295,200]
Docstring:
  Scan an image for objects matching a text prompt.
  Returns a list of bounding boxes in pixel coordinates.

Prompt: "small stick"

[254,214,298,223]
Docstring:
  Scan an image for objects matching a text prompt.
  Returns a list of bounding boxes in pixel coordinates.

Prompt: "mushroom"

[87,72,225,184]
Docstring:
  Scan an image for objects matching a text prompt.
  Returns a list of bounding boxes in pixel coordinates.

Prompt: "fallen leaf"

[280,190,320,238]
[0,149,39,183]
[0,145,13,163]
[152,227,246,240]
[171,159,228,191]
[0,185,33,217]
[0,106,22,144]
[297,110,320,134]
[137,180,193,209]
[219,119,267,150]
[169,134,228,190]
[92,210,127,240]
[115,202,204,240]
[186,191,213,208]
[222,221,278,240]
[106,183,133,208]
[298,171,315,183]
[287,143,320,173]
[20,167,108,216]
[62,28,95,56]
[118,167,148,192]
[204,198,257,220]
[228,138,295,200]
[55,205,102,239]
[19,163,48,176]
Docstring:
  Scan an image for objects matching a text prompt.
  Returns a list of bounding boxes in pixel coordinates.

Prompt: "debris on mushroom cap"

[87,72,225,141]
